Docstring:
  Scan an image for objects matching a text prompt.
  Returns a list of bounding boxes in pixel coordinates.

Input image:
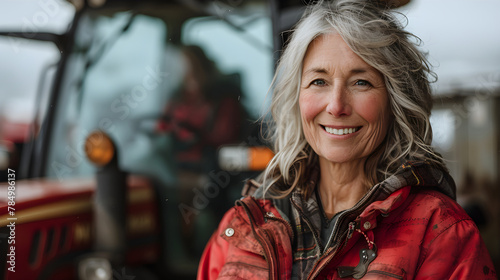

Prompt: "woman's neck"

[317,157,369,219]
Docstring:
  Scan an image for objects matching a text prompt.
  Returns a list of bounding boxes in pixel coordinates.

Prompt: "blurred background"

[0,0,499,279]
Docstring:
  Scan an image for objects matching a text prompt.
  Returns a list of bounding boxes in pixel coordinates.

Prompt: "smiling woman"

[197,0,496,279]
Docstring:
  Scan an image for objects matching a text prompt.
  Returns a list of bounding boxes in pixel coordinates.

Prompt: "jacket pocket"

[218,261,269,279]
[363,263,407,280]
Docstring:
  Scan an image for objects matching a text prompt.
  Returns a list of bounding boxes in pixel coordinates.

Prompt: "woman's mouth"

[323,126,361,136]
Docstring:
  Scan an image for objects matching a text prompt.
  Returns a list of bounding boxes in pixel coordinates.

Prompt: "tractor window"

[182,11,273,118]
[46,13,173,182]
[0,37,59,179]
[46,8,274,184]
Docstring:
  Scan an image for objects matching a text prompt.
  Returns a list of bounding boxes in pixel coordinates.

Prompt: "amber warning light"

[84,131,115,166]
[218,146,274,172]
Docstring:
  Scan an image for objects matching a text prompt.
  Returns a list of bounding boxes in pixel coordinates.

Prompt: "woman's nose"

[325,85,351,117]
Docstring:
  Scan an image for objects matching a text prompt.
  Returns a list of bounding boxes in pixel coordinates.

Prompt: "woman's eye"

[311,79,326,86]
[354,80,372,87]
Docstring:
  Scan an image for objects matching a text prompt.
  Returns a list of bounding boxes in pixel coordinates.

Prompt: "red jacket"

[198,163,496,279]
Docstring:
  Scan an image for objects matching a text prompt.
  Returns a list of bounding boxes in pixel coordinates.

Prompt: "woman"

[198,0,496,279]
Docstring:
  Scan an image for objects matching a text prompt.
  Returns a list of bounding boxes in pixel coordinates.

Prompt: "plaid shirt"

[256,161,456,279]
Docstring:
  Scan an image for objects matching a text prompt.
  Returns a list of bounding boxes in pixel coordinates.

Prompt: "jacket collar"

[287,160,456,218]
[386,161,456,200]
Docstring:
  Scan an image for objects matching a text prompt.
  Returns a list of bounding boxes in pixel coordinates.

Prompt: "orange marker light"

[218,146,275,172]
[248,147,274,171]
[84,131,115,166]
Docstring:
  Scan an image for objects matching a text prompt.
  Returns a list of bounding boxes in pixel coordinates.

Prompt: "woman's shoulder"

[410,188,469,218]
[400,189,495,278]
[398,188,476,236]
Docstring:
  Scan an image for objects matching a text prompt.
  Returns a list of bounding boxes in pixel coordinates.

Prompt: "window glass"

[46,13,172,182]
[182,12,273,118]
[0,37,59,179]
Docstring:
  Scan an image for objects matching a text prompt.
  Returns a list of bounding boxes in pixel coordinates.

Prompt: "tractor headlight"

[78,257,112,280]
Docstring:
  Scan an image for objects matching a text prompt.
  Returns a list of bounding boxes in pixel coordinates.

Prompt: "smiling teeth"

[325,127,357,135]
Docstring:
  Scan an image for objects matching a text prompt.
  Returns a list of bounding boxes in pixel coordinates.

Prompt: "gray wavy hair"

[263,0,446,199]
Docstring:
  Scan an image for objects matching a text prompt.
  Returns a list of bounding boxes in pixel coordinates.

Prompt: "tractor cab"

[0,0,306,279]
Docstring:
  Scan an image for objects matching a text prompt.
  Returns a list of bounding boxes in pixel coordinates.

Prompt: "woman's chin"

[318,153,360,166]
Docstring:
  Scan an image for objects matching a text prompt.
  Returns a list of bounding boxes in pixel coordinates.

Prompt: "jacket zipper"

[265,212,295,241]
[239,200,278,280]
[308,183,382,279]
[325,183,380,249]
[309,234,351,279]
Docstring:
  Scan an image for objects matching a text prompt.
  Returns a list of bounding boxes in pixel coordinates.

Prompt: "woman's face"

[299,33,391,165]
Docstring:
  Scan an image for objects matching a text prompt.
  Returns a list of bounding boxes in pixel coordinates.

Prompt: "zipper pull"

[337,245,377,279]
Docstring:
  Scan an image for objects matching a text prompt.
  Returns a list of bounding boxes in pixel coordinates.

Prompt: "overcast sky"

[0,0,499,119]
[399,0,500,93]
